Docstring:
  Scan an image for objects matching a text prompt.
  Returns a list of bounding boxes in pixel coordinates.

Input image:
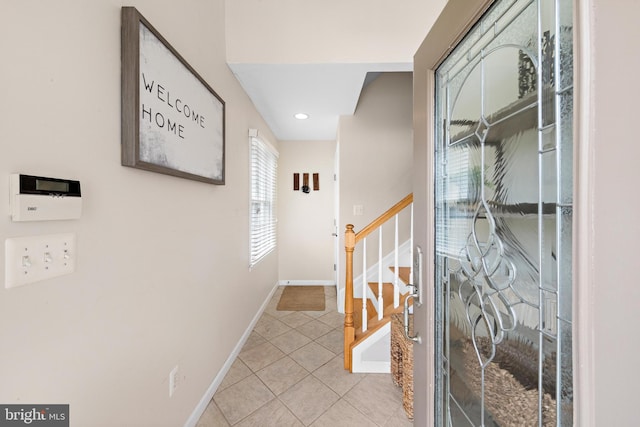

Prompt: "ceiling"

[228,62,413,141]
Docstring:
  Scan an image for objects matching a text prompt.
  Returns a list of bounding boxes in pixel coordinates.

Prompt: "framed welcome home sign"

[121,7,225,184]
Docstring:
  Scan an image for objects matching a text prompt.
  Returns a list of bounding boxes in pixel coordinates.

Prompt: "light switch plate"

[5,233,77,289]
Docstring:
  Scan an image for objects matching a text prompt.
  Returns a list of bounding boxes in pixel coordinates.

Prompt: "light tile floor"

[196,286,413,427]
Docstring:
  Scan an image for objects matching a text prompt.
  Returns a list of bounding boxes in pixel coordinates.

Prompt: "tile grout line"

[202,286,411,427]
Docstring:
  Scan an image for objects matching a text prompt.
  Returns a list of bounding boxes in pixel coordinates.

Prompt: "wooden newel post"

[344,224,356,370]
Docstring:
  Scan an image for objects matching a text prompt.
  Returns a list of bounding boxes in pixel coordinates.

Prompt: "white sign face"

[138,24,224,181]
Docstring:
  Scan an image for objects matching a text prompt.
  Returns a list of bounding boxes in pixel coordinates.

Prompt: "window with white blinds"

[250,135,278,267]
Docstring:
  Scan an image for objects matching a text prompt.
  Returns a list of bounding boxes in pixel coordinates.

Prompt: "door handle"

[402,245,423,343]
[403,293,421,344]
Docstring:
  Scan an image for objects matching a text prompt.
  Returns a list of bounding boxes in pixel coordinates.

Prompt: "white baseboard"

[184,281,280,427]
[352,360,391,374]
[278,280,336,286]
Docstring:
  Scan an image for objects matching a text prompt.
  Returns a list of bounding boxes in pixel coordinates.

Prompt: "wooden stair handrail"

[354,193,413,243]
[343,193,413,371]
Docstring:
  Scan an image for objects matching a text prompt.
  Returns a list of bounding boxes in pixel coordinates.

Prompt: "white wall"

[0,1,278,426]
[587,0,640,424]
[278,140,336,282]
[226,0,447,64]
[337,72,414,290]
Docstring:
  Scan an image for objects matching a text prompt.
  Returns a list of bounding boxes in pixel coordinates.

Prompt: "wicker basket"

[453,337,558,426]
[390,313,414,419]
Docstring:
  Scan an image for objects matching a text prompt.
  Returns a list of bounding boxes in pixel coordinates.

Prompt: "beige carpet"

[277,286,326,311]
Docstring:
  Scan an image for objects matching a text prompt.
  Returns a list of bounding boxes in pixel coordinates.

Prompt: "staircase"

[343,194,413,373]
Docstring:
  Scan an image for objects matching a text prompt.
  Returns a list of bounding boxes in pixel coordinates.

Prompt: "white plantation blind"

[436,147,472,258]
[250,135,278,267]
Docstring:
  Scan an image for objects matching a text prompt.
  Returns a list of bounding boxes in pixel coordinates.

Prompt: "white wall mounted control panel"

[5,233,77,288]
[10,174,82,221]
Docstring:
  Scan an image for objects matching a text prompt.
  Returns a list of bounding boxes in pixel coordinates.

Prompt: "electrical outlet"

[169,365,179,397]
[5,233,77,288]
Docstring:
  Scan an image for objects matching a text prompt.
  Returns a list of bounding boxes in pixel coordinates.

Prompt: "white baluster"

[394,214,399,308]
[362,237,368,332]
[410,203,414,286]
[378,227,383,320]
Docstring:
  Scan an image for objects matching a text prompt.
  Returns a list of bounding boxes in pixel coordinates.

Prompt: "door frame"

[411,0,594,425]
[334,140,341,308]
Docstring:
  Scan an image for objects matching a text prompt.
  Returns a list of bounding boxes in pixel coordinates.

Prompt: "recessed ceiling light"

[294,113,309,120]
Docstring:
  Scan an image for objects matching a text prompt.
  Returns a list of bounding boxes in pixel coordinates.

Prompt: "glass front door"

[434,0,573,425]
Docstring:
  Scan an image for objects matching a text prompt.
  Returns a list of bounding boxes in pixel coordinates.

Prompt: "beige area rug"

[277,286,326,311]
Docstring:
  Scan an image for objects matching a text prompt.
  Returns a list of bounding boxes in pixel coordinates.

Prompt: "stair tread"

[389,266,411,284]
[366,282,411,315]
[367,281,394,300]
[349,265,413,353]
[352,295,411,343]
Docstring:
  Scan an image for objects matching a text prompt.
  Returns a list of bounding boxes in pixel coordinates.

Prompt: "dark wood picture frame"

[121,7,225,184]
